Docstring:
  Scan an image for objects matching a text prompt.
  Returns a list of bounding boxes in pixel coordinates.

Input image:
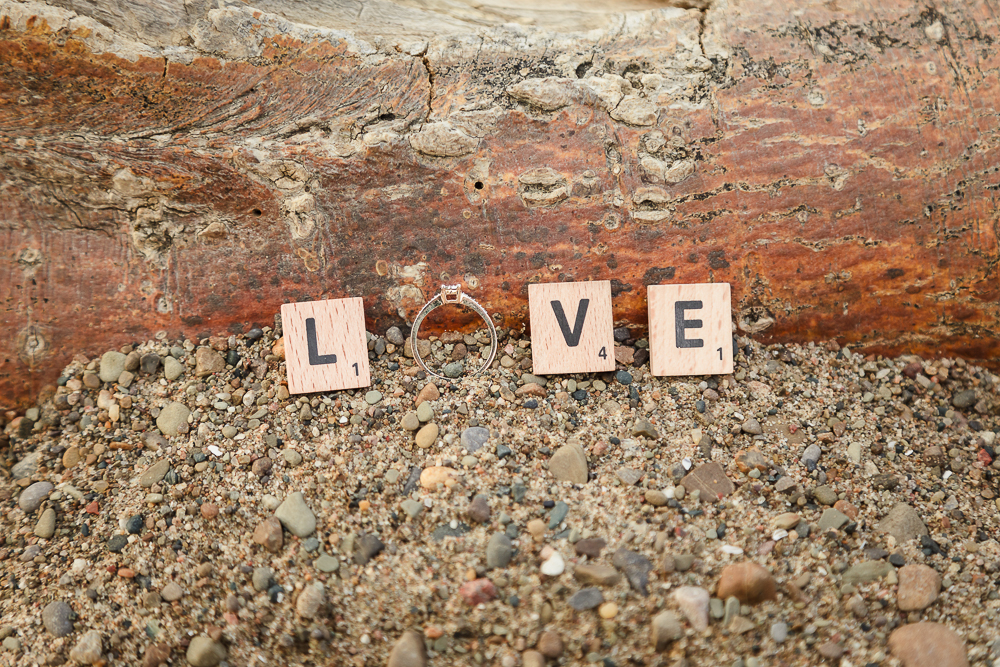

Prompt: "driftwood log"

[1,0,999,410]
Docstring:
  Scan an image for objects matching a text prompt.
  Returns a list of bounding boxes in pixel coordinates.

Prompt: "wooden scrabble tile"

[529,280,615,375]
[280,298,371,394]
[648,283,733,376]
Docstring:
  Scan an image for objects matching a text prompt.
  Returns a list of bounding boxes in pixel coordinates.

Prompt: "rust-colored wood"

[1,0,999,410]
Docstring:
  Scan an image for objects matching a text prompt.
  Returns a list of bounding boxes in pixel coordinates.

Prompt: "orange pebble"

[359,500,371,512]
[118,568,136,579]
[425,627,443,639]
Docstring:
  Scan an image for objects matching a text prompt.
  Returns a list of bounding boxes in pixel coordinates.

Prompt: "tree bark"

[1,0,999,410]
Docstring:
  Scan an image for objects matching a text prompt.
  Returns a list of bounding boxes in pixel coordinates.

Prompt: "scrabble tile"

[280,298,371,394]
[648,283,733,376]
[529,280,615,375]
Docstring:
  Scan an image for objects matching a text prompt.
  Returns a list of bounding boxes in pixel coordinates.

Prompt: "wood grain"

[281,298,370,394]
[528,281,615,375]
[648,283,733,377]
[1,0,999,409]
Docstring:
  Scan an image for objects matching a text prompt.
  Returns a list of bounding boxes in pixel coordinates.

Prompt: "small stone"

[156,402,190,437]
[522,651,545,667]
[139,353,161,375]
[34,508,56,539]
[541,551,565,576]
[802,444,822,465]
[645,489,668,506]
[888,622,969,667]
[415,382,440,406]
[99,351,127,382]
[62,446,82,469]
[632,419,659,439]
[163,356,184,381]
[18,481,53,513]
[415,422,439,449]
[160,582,183,602]
[296,583,325,619]
[364,390,383,405]
[401,499,424,519]
[200,503,219,520]
[537,631,563,658]
[811,484,838,506]
[314,555,339,573]
[741,418,762,435]
[817,641,844,660]
[401,412,420,431]
[616,468,643,486]
[716,562,777,605]
[673,586,710,631]
[387,630,426,667]
[568,588,604,611]
[461,426,490,453]
[486,533,513,568]
[897,564,941,611]
[574,564,621,587]
[194,347,225,377]
[817,508,850,531]
[253,517,283,552]
[735,448,768,473]
[612,548,653,596]
[141,459,170,488]
[467,494,491,523]
[651,611,682,650]
[843,561,892,584]
[673,554,695,572]
[42,600,74,637]
[186,636,227,667]
[680,462,734,499]
[847,441,862,462]
[878,503,929,542]
[353,534,385,565]
[953,389,977,409]
[69,630,103,664]
[108,535,128,553]
[459,578,497,606]
[549,441,588,484]
[420,466,456,489]
[575,538,606,559]
[771,512,800,529]
[252,457,273,478]
[11,451,41,479]
[126,514,144,535]
[548,500,568,529]
[386,327,405,346]
[252,567,273,592]
[143,643,171,667]
[771,622,788,643]
[2,637,21,653]
[275,492,316,537]
[416,402,433,422]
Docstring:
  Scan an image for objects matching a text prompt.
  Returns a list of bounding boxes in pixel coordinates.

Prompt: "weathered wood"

[1,0,999,410]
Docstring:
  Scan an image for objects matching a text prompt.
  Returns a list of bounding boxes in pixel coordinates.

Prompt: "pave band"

[410,284,498,380]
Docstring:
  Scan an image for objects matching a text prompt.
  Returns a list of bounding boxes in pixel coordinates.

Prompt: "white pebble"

[540,552,565,576]
[71,558,88,572]
[682,458,692,470]
[772,529,788,541]
[720,545,744,555]
[207,445,223,457]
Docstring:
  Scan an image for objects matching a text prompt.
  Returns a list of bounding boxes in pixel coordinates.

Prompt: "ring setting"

[410,284,498,380]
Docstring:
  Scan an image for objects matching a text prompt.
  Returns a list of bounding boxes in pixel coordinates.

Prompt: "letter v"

[550,299,590,347]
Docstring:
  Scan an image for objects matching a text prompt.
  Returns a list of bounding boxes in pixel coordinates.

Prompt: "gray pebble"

[99,351,127,383]
[34,508,56,539]
[18,482,53,513]
[401,500,424,519]
[548,500,568,529]
[770,621,788,643]
[567,587,604,611]
[460,426,490,453]
[163,356,184,381]
[314,555,339,573]
[486,533,513,569]
[252,567,273,592]
[42,600,74,637]
[386,327,404,346]
[275,492,316,537]
[354,534,385,565]
[802,444,822,465]
[365,390,383,405]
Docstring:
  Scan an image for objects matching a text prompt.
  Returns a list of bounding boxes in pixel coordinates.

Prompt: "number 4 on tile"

[280,298,371,393]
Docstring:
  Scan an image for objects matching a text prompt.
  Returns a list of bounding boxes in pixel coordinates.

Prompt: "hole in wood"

[474,181,484,190]
[252,208,262,216]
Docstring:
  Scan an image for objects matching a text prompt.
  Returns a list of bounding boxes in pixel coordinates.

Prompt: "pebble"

[143,643,171,667]
[194,347,225,377]
[186,636,227,667]
[18,481,53,513]
[401,499,424,519]
[612,548,653,596]
[522,650,545,667]
[108,535,128,552]
[415,382,439,406]
[599,601,618,618]
[62,446,82,468]
[364,390,383,405]
[156,401,190,436]
[631,419,659,439]
[2,637,21,653]
[540,551,565,576]
[467,494,491,523]
[817,508,849,531]
[897,564,941,611]
[715,561,777,605]
[548,500,568,528]
[842,561,891,584]
[616,468,643,486]
[140,353,161,374]
[952,389,977,409]
[673,586,710,631]
[11,451,41,479]
[888,622,969,667]
[126,514,144,534]
[549,441,588,484]
[568,587,604,611]
[163,356,184,381]
[274,492,316,537]
[536,631,563,658]
[456,426,490,453]
[847,441,862,462]
[253,517,283,552]
[802,443,822,465]
[200,503,219,519]
[69,630,103,664]
[161,582,183,602]
[486,533,513,568]
[34,508,56,538]
[771,512,800,530]
[353,534,385,565]
[401,412,420,431]
[878,503,929,542]
[741,418,762,435]
[387,630,426,667]
[252,567,273,592]
[770,621,788,643]
[99,350,127,382]
[575,538,606,559]
[574,564,621,587]
[252,457,273,478]
[415,422,439,449]
[314,554,339,573]
[420,466,456,489]
[650,611,683,650]
[42,600,74,637]
[140,459,170,488]
[723,596,741,627]
[458,578,497,605]
[296,583,325,619]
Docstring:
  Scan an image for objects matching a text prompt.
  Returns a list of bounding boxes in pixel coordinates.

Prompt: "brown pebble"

[536,631,563,658]
[252,457,273,478]
[716,562,777,605]
[575,538,607,559]
[522,650,545,667]
[897,564,941,611]
[142,643,171,667]
[888,622,968,667]
[200,503,219,520]
[253,517,283,553]
[415,382,440,406]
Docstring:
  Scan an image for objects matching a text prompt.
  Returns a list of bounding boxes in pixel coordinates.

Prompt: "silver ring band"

[410,284,498,380]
